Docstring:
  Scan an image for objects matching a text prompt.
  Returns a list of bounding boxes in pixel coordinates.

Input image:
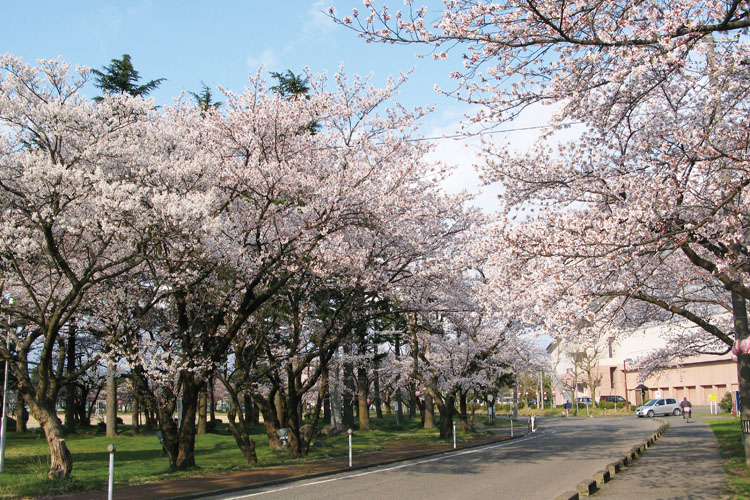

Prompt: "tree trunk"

[357,363,370,431]
[287,364,305,458]
[244,393,257,427]
[209,376,216,422]
[409,386,417,419]
[437,394,456,439]
[197,388,207,435]
[732,292,750,468]
[105,361,117,437]
[322,368,331,424]
[131,387,140,434]
[30,399,72,478]
[342,343,355,429]
[394,338,403,424]
[255,395,282,448]
[15,402,26,433]
[373,345,382,419]
[459,391,469,432]
[227,405,257,463]
[423,392,435,429]
[175,377,201,469]
[157,405,179,466]
[64,327,76,434]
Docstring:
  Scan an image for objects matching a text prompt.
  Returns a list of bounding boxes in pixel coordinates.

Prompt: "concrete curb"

[553,421,669,498]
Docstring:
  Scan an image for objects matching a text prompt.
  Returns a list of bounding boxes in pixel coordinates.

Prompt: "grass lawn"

[708,418,750,499]
[0,414,510,499]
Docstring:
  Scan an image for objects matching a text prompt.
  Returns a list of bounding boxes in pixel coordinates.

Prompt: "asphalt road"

[201,416,662,500]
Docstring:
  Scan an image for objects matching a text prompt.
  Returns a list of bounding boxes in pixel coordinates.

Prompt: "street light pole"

[0,297,13,473]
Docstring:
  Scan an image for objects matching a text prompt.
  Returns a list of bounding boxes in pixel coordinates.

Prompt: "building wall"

[549,317,736,406]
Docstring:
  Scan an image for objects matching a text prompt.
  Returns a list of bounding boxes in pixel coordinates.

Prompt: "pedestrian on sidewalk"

[564,400,571,417]
[680,397,692,421]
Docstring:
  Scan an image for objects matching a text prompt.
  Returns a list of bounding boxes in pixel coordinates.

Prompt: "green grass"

[0,414,505,499]
[708,418,750,499]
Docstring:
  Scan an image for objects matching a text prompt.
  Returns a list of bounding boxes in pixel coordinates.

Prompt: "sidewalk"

[594,416,729,499]
[45,431,516,500]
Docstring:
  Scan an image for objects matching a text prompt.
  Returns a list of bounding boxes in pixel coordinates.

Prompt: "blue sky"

[2,0,556,209]
[2,1,459,125]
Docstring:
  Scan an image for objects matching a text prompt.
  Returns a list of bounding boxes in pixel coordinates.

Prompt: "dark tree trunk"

[221,382,257,464]
[244,393,256,427]
[28,397,72,478]
[209,376,216,422]
[459,391,469,432]
[357,363,370,431]
[197,388,207,435]
[15,402,27,433]
[174,377,202,469]
[437,393,456,439]
[322,369,331,424]
[394,338,403,423]
[131,392,140,434]
[373,354,383,419]
[287,364,305,458]
[157,404,179,466]
[64,327,76,434]
[342,342,355,429]
[105,361,117,437]
[423,392,435,429]
[227,405,257,463]
[409,386,417,419]
[733,292,750,468]
[255,394,282,448]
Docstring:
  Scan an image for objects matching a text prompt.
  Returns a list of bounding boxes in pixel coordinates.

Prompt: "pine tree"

[92,53,165,99]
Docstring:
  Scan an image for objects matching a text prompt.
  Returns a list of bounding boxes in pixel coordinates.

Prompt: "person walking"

[680,397,692,422]
[564,400,572,417]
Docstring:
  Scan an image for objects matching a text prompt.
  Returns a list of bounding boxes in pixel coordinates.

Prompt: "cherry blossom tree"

[336,0,750,462]
[0,54,171,477]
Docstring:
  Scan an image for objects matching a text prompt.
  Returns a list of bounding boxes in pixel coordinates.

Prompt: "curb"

[553,420,669,499]
[162,428,533,500]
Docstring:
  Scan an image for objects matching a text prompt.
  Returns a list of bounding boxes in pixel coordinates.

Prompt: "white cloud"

[425,101,584,214]
[246,49,279,73]
[301,0,337,41]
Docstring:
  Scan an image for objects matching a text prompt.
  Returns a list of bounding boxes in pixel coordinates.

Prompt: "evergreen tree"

[92,53,165,99]
[270,70,320,134]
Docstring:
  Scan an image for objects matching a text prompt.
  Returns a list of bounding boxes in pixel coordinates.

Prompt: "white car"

[635,398,682,417]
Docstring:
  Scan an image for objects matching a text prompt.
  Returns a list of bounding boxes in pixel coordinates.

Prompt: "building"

[548,321,737,407]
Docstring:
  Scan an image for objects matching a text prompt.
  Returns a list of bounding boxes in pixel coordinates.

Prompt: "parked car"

[599,395,627,404]
[575,397,593,405]
[635,398,682,417]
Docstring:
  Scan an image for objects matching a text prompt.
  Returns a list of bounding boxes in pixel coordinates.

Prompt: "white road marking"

[219,432,550,499]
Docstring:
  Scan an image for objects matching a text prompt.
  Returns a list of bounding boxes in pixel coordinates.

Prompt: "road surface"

[201,416,662,500]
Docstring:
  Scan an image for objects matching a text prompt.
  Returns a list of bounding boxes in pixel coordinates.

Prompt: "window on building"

[609,366,616,389]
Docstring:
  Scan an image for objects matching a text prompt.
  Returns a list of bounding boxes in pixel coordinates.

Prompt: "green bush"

[599,401,614,409]
[720,391,734,413]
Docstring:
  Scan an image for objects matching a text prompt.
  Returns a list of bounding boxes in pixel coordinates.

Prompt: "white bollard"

[453,421,456,449]
[510,417,514,437]
[347,428,352,468]
[107,444,116,500]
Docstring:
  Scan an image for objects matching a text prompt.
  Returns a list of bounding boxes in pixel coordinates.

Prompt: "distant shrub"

[720,392,734,413]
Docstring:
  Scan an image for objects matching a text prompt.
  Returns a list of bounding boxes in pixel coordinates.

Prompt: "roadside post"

[347,428,352,468]
[510,416,514,437]
[107,444,116,500]
[452,421,456,449]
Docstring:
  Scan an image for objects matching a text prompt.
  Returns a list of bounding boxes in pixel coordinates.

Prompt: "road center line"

[223,432,550,499]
